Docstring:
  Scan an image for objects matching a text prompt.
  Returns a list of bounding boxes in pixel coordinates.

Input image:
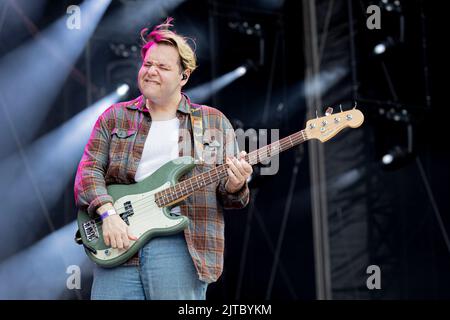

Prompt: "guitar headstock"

[305,108,364,142]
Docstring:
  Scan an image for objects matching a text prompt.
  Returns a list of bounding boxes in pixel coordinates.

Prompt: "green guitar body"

[76,156,195,268]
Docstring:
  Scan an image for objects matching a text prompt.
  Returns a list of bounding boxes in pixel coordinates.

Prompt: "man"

[74,18,252,300]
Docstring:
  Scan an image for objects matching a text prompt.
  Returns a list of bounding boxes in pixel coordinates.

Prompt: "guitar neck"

[155,129,309,207]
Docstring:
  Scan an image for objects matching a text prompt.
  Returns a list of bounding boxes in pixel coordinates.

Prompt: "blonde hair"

[140,17,197,74]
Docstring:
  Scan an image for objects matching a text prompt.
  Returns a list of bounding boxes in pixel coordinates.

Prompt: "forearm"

[74,166,114,216]
[74,113,113,216]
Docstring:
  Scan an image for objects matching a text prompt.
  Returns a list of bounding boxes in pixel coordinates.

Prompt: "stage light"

[379,0,402,13]
[116,83,130,96]
[381,146,411,169]
[303,66,348,98]
[227,20,263,37]
[100,0,186,38]
[237,66,247,76]
[0,0,112,159]
[373,37,395,56]
[374,43,386,55]
[0,0,47,48]
[382,153,394,165]
[0,89,125,261]
[0,221,92,299]
[330,169,362,190]
[187,65,249,103]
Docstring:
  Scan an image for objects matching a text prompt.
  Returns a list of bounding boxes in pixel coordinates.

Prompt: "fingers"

[110,236,117,249]
[104,234,110,247]
[128,231,138,241]
[227,157,245,181]
[107,232,127,250]
[116,236,124,250]
[227,167,240,185]
[102,217,138,250]
[122,230,138,249]
[227,155,252,179]
[225,153,254,193]
[238,151,253,175]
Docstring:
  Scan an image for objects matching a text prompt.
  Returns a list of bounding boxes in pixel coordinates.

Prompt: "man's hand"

[225,151,253,193]
[97,203,137,250]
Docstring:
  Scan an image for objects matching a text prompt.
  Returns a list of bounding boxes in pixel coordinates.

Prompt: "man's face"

[138,43,184,103]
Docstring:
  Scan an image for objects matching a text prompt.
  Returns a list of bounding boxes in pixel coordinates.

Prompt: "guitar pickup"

[120,201,134,225]
[82,219,99,242]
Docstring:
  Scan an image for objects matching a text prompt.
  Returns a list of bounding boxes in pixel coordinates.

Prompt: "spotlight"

[0,0,112,158]
[374,43,386,55]
[109,43,141,59]
[379,0,402,13]
[373,37,395,55]
[382,153,394,165]
[187,64,250,102]
[227,20,262,37]
[381,145,412,169]
[116,83,130,96]
[236,66,247,76]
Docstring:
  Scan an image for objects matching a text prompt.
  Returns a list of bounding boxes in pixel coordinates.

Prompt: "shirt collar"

[126,93,192,114]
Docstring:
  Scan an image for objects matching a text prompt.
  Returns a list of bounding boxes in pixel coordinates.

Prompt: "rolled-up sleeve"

[216,115,250,209]
[74,112,113,217]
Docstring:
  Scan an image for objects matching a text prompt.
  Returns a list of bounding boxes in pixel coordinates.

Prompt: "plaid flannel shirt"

[74,94,249,283]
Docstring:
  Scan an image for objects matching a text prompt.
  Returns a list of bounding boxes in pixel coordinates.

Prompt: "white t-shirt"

[135,117,181,215]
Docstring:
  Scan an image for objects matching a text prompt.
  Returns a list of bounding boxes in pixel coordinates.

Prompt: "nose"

[146,65,158,76]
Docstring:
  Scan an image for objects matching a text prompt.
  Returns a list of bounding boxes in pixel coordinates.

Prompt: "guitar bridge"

[82,219,99,242]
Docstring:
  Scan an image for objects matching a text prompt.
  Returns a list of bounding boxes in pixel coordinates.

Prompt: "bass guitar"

[75,107,364,267]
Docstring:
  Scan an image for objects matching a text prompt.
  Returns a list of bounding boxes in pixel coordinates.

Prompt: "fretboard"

[155,129,309,207]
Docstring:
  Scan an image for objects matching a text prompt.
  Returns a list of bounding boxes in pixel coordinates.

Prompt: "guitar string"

[87,131,309,236]
[155,131,307,205]
[106,132,307,216]
[85,113,359,244]
[88,132,309,237]
[92,131,308,220]
[88,110,357,221]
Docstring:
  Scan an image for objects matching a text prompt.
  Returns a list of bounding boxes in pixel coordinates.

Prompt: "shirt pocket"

[109,128,137,162]
[202,136,223,165]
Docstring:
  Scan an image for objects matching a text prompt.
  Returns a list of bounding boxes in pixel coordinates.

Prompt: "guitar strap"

[190,105,204,164]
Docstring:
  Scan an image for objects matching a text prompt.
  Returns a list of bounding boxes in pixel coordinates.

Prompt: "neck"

[155,129,310,207]
[146,92,182,120]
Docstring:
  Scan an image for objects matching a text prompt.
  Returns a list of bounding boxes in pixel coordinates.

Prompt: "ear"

[180,69,191,86]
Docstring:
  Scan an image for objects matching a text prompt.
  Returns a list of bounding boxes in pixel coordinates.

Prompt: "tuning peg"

[325,107,333,116]
[353,101,358,109]
[339,104,343,112]
[316,110,319,118]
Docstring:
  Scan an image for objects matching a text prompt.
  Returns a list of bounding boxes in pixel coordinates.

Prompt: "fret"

[180,181,187,197]
[208,170,213,184]
[194,176,200,189]
[160,190,166,206]
[166,189,173,205]
[174,182,181,197]
[196,176,202,188]
[164,129,310,206]
[162,190,167,203]
[171,187,177,200]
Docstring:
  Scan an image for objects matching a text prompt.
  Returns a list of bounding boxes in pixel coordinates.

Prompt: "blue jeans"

[91,233,208,300]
